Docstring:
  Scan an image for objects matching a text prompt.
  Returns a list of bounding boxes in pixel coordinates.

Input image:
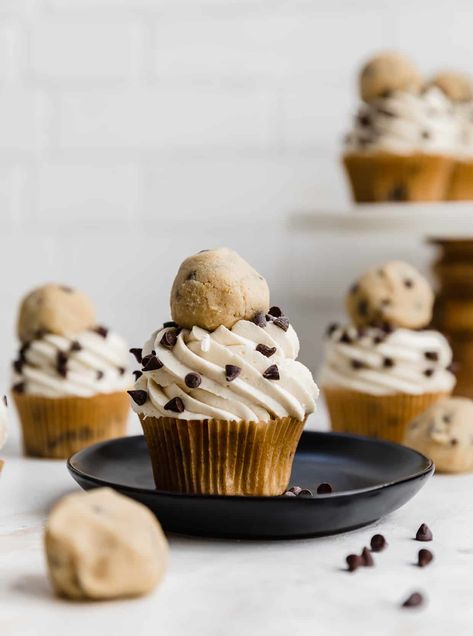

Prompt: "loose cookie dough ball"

[170,248,270,331]
[45,488,168,600]
[405,398,473,473]
[429,71,473,103]
[346,261,434,329]
[359,51,422,102]
[17,283,96,343]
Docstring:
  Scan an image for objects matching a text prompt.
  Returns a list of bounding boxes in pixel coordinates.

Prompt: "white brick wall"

[0,0,471,388]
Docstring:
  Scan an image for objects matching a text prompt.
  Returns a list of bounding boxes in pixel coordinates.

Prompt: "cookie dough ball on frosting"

[170,248,270,331]
[44,488,168,600]
[405,398,473,473]
[17,283,96,343]
[346,261,434,329]
[428,71,473,103]
[359,51,422,102]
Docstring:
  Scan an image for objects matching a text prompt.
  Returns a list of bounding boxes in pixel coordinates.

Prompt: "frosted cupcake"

[12,284,132,458]
[320,261,455,443]
[129,248,319,496]
[343,52,457,202]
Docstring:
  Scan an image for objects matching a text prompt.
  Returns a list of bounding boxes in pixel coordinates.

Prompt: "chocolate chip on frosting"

[351,359,365,370]
[263,364,280,380]
[128,390,148,406]
[225,365,241,382]
[70,340,82,353]
[185,372,201,388]
[129,348,143,364]
[164,396,185,413]
[56,351,68,378]
[163,321,178,329]
[141,351,156,368]
[94,326,108,338]
[383,357,395,368]
[252,312,267,328]
[13,359,24,374]
[160,330,178,349]
[133,370,143,381]
[142,355,163,372]
[97,370,104,380]
[13,382,25,394]
[326,322,339,337]
[268,306,283,318]
[424,368,435,377]
[256,344,277,358]
[424,351,439,361]
[273,317,289,332]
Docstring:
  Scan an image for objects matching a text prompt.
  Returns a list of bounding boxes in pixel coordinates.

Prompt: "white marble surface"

[2,411,473,636]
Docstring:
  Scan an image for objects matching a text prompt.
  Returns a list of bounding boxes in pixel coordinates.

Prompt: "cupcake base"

[140,415,305,496]
[447,160,473,201]
[13,391,130,459]
[343,152,453,203]
[323,387,449,444]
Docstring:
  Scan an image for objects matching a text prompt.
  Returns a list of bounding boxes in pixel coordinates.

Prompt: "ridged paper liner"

[140,415,306,496]
[12,390,130,459]
[447,160,473,201]
[343,152,453,203]
[323,387,450,444]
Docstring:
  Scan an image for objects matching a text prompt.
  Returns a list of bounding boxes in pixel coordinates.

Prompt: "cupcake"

[320,261,455,443]
[429,71,473,200]
[0,395,8,474]
[128,248,319,496]
[343,52,456,202]
[12,284,132,459]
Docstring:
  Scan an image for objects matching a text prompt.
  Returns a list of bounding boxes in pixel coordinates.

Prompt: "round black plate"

[67,432,433,539]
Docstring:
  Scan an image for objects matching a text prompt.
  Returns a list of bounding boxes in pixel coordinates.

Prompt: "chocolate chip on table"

[256,344,277,358]
[415,523,433,542]
[346,554,363,572]
[263,364,280,380]
[268,306,283,318]
[283,486,312,497]
[94,326,108,338]
[418,549,434,567]
[129,348,143,364]
[163,321,178,329]
[185,372,201,388]
[273,317,289,332]
[164,396,185,413]
[383,357,394,368]
[424,351,439,361]
[252,312,267,328]
[370,534,387,552]
[127,390,148,406]
[361,547,374,567]
[316,483,333,494]
[70,340,82,352]
[13,382,25,394]
[142,355,163,372]
[402,592,424,608]
[132,370,143,381]
[225,365,241,382]
[423,368,435,377]
[160,330,177,349]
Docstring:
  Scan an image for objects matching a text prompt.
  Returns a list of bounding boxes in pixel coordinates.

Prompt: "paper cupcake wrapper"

[343,152,453,203]
[447,160,473,201]
[13,391,130,459]
[139,415,306,496]
[323,387,450,444]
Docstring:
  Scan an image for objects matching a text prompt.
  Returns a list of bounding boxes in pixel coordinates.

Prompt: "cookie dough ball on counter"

[359,51,422,102]
[17,283,96,343]
[429,71,473,103]
[405,398,473,473]
[346,261,434,329]
[170,247,270,331]
[45,488,168,600]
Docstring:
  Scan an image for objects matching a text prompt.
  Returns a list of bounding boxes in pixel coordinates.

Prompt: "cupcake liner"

[13,391,130,459]
[323,387,450,444]
[343,152,453,203]
[447,160,473,201]
[139,415,306,496]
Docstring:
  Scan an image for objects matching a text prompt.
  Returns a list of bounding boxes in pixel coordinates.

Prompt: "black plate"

[67,432,433,539]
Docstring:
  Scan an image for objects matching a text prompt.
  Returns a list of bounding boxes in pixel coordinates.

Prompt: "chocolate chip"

[268,306,283,317]
[185,372,201,388]
[374,335,385,345]
[2,395,7,407]
[56,351,68,377]
[388,184,407,201]
[164,396,185,413]
[163,321,178,329]
[402,592,424,608]
[424,351,439,361]
[287,486,302,495]
[326,323,339,337]
[415,523,433,542]
[418,549,433,567]
[298,488,313,497]
[284,490,297,497]
[35,329,47,339]
[94,326,108,338]
[133,370,143,381]
[256,344,277,358]
[380,90,392,99]
[404,278,414,288]
[357,300,368,316]
[273,317,289,332]
[370,534,387,552]
[140,351,156,368]
[346,554,363,572]
[129,348,143,364]
[225,365,241,382]
[96,370,104,380]
[450,437,458,446]
[142,355,163,372]
[70,340,82,353]
[443,414,451,424]
[339,332,352,344]
[13,382,25,394]
[13,359,24,373]
[424,368,435,377]
[60,285,74,293]
[383,357,394,368]
[263,364,280,380]
[316,483,333,494]
[421,130,430,140]
[252,312,267,328]
[351,359,365,370]
[128,390,148,406]
[19,342,30,359]
[186,270,197,280]
[118,367,125,375]
[361,547,374,567]
[160,330,177,349]
[357,113,371,127]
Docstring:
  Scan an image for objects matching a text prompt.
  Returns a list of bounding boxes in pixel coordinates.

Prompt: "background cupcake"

[12,284,132,459]
[129,248,319,496]
[343,51,457,203]
[320,261,455,443]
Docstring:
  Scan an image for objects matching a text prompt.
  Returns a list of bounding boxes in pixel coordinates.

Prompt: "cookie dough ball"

[429,71,473,103]
[44,488,168,600]
[360,52,422,102]
[170,248,270,331]
[346,261,434,329]
[405,398,473,473]
[17,283,96,343]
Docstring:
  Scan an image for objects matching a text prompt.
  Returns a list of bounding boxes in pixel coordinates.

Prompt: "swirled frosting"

[11,328,132,398]
[129,316,319,422]
[345,87,460,155]
[320,324,455,396]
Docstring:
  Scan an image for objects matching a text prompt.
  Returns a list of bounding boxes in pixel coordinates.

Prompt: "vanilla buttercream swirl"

[320,325,455,396]
[345,87,460,155]
[12,329,132,398]
[130,318,318,422]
